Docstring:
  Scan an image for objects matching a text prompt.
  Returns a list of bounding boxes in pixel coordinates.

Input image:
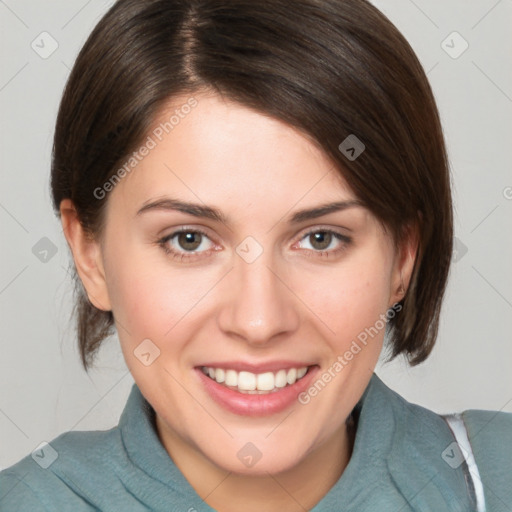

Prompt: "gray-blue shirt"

[1,373,510,511]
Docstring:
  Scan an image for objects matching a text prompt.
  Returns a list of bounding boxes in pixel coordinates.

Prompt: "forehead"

[111,92,355,212]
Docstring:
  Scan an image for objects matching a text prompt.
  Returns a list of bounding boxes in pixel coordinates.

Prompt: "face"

[74,91,409,475]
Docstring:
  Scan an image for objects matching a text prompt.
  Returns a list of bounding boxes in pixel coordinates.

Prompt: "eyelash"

[157,227,214,263]
[156,227,352,262]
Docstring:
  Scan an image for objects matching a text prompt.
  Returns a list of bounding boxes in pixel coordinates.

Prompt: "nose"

[216,253,300,346]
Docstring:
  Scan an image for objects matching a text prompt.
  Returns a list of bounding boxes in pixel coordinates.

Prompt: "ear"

[60,199,112,312]
[389,221,419,306]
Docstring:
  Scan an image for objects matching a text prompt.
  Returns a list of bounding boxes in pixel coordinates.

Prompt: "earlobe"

[59,199,112,312]
[390,222,419,305]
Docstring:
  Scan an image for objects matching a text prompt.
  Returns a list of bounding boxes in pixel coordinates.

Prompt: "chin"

[200,436,313,476]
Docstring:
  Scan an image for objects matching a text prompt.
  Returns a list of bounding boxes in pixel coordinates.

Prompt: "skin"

[60,91,417,512]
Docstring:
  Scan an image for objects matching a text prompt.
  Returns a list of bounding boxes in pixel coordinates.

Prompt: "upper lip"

[197,361,316,373]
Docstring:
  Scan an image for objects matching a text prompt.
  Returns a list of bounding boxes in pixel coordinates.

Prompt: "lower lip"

[195,366,319,416]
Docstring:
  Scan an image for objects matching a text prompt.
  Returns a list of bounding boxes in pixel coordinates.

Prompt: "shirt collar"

[119,383,202,500]
[313,372,475,511]
[119,373,473,511]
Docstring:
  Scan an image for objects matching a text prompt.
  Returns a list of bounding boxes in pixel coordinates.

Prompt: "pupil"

[178,232,201,251]
[311,232,331,250]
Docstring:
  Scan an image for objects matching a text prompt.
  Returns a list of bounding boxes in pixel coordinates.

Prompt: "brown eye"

[309,231,332,250]
[295,228,351,257]
[158,228,217,262]
[177,232,203,251]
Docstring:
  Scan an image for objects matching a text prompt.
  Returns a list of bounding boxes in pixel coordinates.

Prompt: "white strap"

[444,413,486,512]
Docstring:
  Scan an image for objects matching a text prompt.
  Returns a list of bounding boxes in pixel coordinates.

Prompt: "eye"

[295,228,351,257]
[157,228,217,261]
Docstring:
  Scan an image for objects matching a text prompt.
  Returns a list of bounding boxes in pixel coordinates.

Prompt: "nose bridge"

[217,248,299,344]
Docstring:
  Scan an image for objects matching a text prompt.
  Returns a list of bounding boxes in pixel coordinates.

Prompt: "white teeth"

[202,365,309,393]
[286,368,297,385]
[238,371,256,391]
[256,372,275,391]
[275,369,287,388]
[215,368,225,383]
[225,369,238,387]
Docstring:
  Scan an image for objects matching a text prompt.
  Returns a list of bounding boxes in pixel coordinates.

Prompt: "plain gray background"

[1,0,511,469]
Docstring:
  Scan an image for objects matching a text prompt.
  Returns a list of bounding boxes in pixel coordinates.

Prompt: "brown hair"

[51,0,453,371]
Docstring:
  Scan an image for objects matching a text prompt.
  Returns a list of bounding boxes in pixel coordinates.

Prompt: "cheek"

[103,241,216,348]
[293,249,393,350]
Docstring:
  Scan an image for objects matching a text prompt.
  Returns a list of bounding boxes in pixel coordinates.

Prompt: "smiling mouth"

[200,366,311,394]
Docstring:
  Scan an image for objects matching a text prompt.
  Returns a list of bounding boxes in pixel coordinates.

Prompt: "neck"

[156,415,355,512]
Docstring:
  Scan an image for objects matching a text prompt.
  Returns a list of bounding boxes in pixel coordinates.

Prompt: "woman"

[1,0,510,510]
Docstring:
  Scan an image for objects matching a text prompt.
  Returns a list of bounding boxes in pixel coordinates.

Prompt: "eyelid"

[160,224,351,245]
[157,224,352,262]
[157,226,220,260]
[159,225,218,244]
[289,226,352,260]
[292,225,352,245]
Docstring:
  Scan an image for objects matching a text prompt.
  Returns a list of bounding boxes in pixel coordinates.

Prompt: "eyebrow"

[136,197,363,224]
